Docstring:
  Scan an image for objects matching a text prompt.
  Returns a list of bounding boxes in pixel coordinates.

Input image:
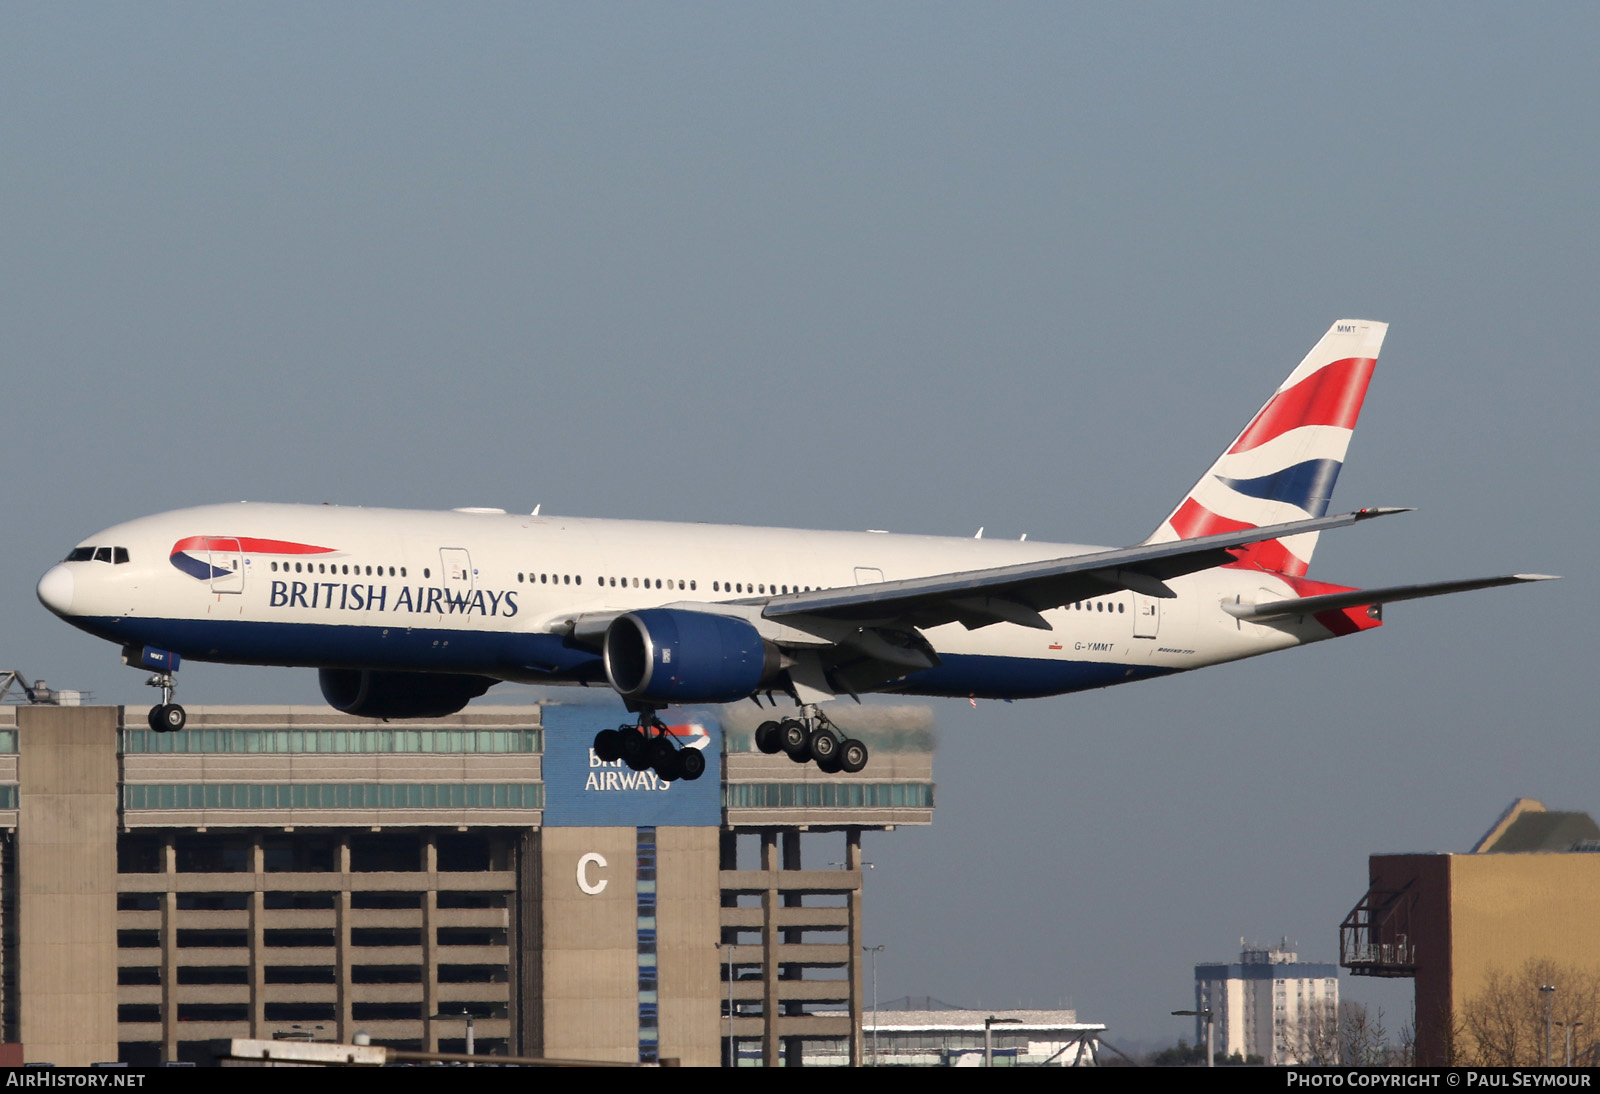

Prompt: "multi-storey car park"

[0,700,938,1066]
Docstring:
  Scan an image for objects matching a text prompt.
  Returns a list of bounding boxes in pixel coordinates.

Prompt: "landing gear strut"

[592,711,705,784]
[145,672,186,733]
[755,706,868,774]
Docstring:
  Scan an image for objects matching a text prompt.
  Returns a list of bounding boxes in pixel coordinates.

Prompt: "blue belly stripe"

[73,616,1181,700]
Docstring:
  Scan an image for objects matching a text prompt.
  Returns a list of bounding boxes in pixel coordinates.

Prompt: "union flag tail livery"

[37,317,1554,780]
[1147,319,1386,577]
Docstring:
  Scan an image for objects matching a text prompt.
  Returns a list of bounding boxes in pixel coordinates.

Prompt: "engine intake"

[318,669,495,720]
[603,609,780,703]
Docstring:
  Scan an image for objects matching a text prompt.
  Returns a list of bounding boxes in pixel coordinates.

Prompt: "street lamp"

[1541,985,1557,1066]
[1556,1021,1584,1068]
[984,1016,1022,1067]
[862,945,884,1065]
[1173,1009,1214,1067]
[430,1010,475,1065]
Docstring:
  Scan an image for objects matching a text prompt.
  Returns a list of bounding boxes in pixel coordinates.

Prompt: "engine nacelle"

[318,669,495,720]
[603,609,780,703]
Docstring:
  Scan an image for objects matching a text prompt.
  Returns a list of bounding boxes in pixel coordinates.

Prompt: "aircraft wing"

[1222,573,1560,622]
[761,508,1408,632]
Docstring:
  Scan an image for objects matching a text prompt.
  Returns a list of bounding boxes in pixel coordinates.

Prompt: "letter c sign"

[577,852,608,895]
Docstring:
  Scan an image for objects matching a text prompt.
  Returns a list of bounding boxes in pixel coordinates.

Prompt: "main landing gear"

[592,713,706,784]
[145,671,186,733]
[755,707,868,774]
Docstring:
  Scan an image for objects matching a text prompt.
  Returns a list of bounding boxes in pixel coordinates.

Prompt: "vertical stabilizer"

[1145,319,1387,576]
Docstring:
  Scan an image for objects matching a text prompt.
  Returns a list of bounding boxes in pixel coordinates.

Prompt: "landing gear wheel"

[593,728,623,762]
[620,728,651,771]
[780,719,809,763]
[808,727,839,764]
[815,751,844,775]
[755,720,783,755]
[839,738,868,774]
[648,735,677,770]
[150,704,186,733]
[652,748,684,783]
[678,748,706,781]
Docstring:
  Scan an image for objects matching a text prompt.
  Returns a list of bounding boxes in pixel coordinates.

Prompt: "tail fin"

[1145,319,1387,576]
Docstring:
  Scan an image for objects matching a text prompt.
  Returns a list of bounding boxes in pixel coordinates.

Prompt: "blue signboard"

[540,703,722,827]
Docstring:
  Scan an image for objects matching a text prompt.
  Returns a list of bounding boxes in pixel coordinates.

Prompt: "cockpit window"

[65,545,130,563]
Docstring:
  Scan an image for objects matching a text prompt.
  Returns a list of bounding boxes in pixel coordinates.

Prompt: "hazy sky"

[4,4,1594,1045]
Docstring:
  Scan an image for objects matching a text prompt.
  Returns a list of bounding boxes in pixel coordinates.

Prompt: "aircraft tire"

[648,735,677,770]
[780,719,809,763]
[815,751,843,775]
[593,728,623,762]
[808,727,838,763]
[755,720,783,755]
[620,728,651,771]
[679,748,706,781]
[839,738,868,774]
[652,748,684,783]
[150,704,186,733]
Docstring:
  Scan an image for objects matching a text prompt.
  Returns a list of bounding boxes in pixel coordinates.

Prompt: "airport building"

[1341,798,1600,1066]
[0,700,936,1066]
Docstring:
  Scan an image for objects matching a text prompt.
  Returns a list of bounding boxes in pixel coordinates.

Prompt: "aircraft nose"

[36,565,74,616]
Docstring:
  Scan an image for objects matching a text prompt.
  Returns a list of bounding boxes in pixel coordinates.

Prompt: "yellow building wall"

[1449,853,1600,1011]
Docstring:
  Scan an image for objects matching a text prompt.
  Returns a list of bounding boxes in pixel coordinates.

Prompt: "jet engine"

[603,609,781,703]
[318,669,496,720]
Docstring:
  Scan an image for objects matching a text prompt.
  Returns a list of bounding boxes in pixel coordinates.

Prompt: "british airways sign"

[540,704,721,827]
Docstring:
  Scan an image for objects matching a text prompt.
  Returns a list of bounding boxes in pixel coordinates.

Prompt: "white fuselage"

[39,502,1343,703]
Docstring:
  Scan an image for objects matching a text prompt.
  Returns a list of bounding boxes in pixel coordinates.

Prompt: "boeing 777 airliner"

[36,321,1554,781]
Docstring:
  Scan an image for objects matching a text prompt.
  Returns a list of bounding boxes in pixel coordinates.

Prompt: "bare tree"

[1298,999,1342,1066]
[1340,1001,1395,1066]
[1460,959,1600,1066]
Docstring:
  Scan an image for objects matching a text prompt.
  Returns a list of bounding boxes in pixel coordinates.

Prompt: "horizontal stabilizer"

[1223,574,1559,622]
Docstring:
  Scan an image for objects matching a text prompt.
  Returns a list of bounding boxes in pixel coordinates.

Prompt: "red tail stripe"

[1227,357,1375,454]
[172,536,335,555]
[1167,498,1310,577]
[1314,606,1382,636]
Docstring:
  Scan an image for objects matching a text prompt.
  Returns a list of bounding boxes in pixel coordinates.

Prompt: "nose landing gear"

[754,706,868,773]
[145,672,186,733]
[592,711,706,783]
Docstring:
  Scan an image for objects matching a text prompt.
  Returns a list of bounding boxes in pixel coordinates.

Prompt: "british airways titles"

[267,579,520,618]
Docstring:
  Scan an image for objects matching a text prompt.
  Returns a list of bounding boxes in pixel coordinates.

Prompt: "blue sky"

[4,4,1594,1044]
